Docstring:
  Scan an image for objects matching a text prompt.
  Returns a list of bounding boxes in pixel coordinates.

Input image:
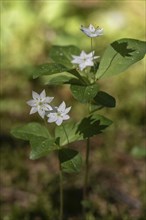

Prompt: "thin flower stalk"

[59,162,63,220]
[83,137,90,201]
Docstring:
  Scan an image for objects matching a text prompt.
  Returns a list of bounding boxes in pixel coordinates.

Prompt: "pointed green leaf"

[68,69,89,85]
[29,137,58,160]
[96,38,146,79]
[70,84,99,103]
[55,121,82,146]
[45,72,82,85]
[49,45,81,68]
[77,114,112,138]
[59,148,82,173]
[11,122,51,140]
[33,63,69,79]
[93,91,116,108]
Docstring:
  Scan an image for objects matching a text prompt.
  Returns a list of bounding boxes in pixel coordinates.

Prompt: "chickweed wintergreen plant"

[11,23,146,219]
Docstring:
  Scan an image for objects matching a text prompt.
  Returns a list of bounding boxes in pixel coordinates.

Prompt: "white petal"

[80,25,89,32]
[45,97,54,103]
[71,55,83,64]
[43,104,53,111]
[80,51,86,58]
[40,90,46,99]
[32,91,40,100]
[58,101,66,112]
[82,30,92,37]
[41,105,52,111]
[79,63,87,71]
[63,115,70,120]
[93,56,100,60]
[48,114,58,123]
[64,106,71,114]
[27,100,36,107]
[56,117,63,126]
[80,26,91,37]
[38,109,45,118]
[72,55,79,59]
[91,34,95,37]
[95,28,103,36]
[71,58,81,64]
[71,60,77,64]
[85,59,94,66]
[86,51,95,58]
[30,107,38,114]
[89,24,95,32]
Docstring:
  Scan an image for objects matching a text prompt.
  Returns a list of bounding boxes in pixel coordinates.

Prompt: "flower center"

[57,112,62,117]
[38,101,43,106]
[83,57,87,62]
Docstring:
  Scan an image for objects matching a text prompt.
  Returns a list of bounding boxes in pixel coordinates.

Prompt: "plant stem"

[59,124,69,220]
[43,118,48,127]
[62,124,69,144]
[91,38,96,82]
[44,118,64,219]
[59,163,63,220]
[91,37,93,52]
[83,137,90,200]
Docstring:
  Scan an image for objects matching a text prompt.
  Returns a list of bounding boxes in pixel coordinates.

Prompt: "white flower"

[80,24,103,38]
[71,50,99,71]
[27,90,54,119]
[47,101,71,126]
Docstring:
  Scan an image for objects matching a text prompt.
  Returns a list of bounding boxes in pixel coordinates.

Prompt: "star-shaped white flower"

[47,101,71,126]
[80,24,103,38]
[71,50,99,71]
[27,90,54,119]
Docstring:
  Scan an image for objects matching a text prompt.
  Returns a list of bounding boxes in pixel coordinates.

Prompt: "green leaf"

[44,72,82,85]
[33,63,69,79]
[29,137,58,160]
[49,45,81,68]
[77,114,112,138]
[59,148,82,173]
[96,38,146,79]
[55,121,82,146]
[68,69,89,85]
[11,122,51,140]
[70,84,99,103]
[93,91,116,108]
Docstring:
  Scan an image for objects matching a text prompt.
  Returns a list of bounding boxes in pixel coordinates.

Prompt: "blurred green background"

[0,1,145,220]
